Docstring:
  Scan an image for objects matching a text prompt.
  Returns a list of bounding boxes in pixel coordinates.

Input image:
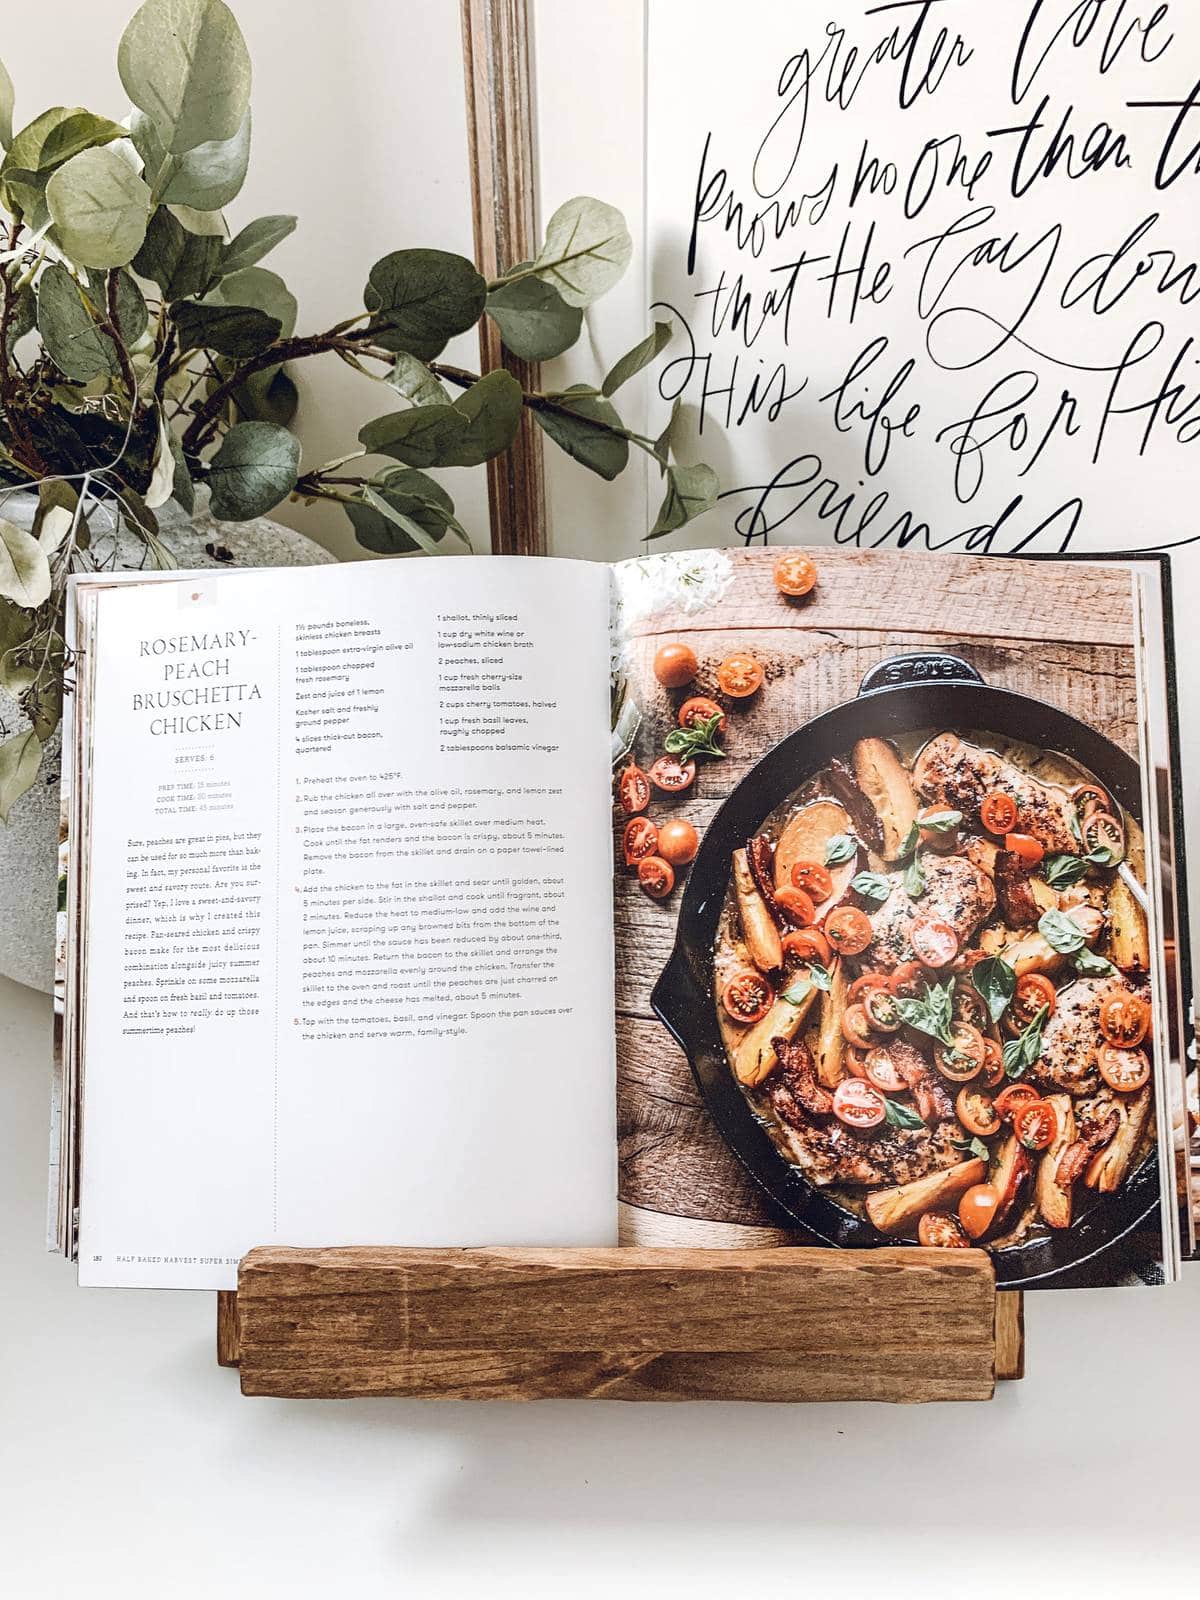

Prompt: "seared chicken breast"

[867,852,996,971]
[913,732,1080,856]
[1031,978,1108,1096]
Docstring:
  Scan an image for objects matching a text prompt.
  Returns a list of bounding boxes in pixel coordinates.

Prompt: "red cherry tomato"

[919,1211,970,1248]
[782,928,832,966]
[995,1083,1041,1121]
[790,859,834,900]
[841,1004,878,1050]
[617,763,650,814]
[637,855,675,899]
[958,1183,1001,1240]
[956,1087,1001,1138]
[825,907,874,955]
[716,653,764,698]
[980,792,1019,835]
[888,960,925,997]
[833,1077,887,1130]
[863,987,902,1033]
[1098,990,1150,1049]
[1004,832,1045,866]
[933,1022,986,1083]
[678,696,727,734]
[979,1038,1005,1089]
[1098,1044,1151,1092]
[910,917,959,968]
[773,552,818,598]
[622,816,658,867]
[865,1044,907,1094]
[1082,810,1125,864]
[1007,972,1055,1034]
[848,972,890,1007]
[775,885,817,927]
[721,969,773,1024]
[648,755,696,793]
[1014,1099,1060,1152]
[655,817,699,866]
[653,642,698,688]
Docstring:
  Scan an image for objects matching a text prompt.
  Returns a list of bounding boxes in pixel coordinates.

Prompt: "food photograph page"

[611,548,1188,1289]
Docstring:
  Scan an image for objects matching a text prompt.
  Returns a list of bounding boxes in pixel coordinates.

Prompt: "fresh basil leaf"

[898,820,921,859]
[883,1097,925,1131]
[1002,1003,1048,1079]
[918,809,962,834]
[1038,908,1086,956]
[850,871,890,905]
[971,955,1016,1024]
[903,856,926,898]
[808,962,833,993]
[1074,946,1116,978]
[824,833,857,866]
[781,979,814,1007]
[893,980,956,1047]
[1044,854,1089,889]
[969,1135,991,1162]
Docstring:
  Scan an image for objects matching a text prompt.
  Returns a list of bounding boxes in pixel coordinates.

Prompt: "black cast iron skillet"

[650,651,1160,1289]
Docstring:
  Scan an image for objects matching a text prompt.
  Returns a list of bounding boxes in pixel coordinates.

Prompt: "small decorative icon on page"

[177,582,216,609]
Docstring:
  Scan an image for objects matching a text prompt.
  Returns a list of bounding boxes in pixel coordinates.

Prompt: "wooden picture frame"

[460,0,547,556]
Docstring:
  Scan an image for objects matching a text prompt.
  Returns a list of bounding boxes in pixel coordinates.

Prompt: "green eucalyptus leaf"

[132,205,222,300]
[206,421,300,520]
[46,146,152,268]
[233,365,298,427]
[173,298,281,357]
[0,729,41,823]
[523,196,632,308]
[37,264,114,381]
[532,384,628,480]
[0,166,48,229]
[5,107,125,175]
[652,397,683,469]
[208,265,295,336]
[364,248,486,360]
[144,407,177,510]
[345,472,466,556]
[133,105,251,209]
[602,321,672,397]
[0,59,13,151]
[485,276,582,361]
[386,352,448,408]
[168,430,195,513]
[648,462,720,539]
[358,369,521,469]
[0,517,51,608]
[221,213,295,275]
[118,0,251,155]
[3,283,34,358]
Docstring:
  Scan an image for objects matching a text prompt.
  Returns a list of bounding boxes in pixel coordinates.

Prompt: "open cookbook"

[52,546,1196,1292]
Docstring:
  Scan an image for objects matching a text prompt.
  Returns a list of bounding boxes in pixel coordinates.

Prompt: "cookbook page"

[74,557,616,1289]
[610,547,1183,1289]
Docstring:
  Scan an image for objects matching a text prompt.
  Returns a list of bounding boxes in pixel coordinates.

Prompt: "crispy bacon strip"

[891,1038,954,1124]
[747,834,788,928]
[995,849,1040,928]
[828,755,885,854]
[768,1037,834,1122]
[1056,1109,1121,1192]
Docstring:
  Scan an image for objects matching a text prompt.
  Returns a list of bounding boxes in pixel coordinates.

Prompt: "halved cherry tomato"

[653,642,698,688]
[952,982,988,1031]
[1098,1043,1151,1092]
[825,906,874,956]
[980,1038,1005,1089]
[773,552,818,598]
[1082,810,1125,864]
[1098,989,1150,1049]
[958,1183,1001,1240]
[1073,782,1112,819]
[919,1211,970,1248]
[648,755,696,793]
[865,1044,907,1094]
[848,972,890,1006]
[833,1077,887,1130]
[637,855,675,899]
[716,652,764,698]
[1005,832,1045,867]
[845,1046,871,1080]
[956,1086,1001,1138]
[1007,972,1056,1034]
[1014,1098,1059,1152]
[622,816,658,867]
[721,969,773,1024]
[910,917,959,968]
[841,1004,878,1050]
[863,987,902,1033]
[678,696,727,734]
[888,960,924,997]
[617,763,650,814]
[775,885,817,926]
[995,1083,1040,1121]
[790,860,834,900]
[980,792,1019,835]
[656,818,699,866]
[934,1022,986,1083]
[782,928,832,967]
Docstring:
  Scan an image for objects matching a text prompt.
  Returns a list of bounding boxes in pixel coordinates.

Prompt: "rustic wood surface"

[616,548,1138,1244]
[232,1245,999,1403]
[216,1291,240,1369]
[460,0,546,556]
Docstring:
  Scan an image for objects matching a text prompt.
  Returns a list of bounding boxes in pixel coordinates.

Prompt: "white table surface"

[3,970,1199,1598]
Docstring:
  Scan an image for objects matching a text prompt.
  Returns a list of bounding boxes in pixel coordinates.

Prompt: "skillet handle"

[858,651,983,698]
